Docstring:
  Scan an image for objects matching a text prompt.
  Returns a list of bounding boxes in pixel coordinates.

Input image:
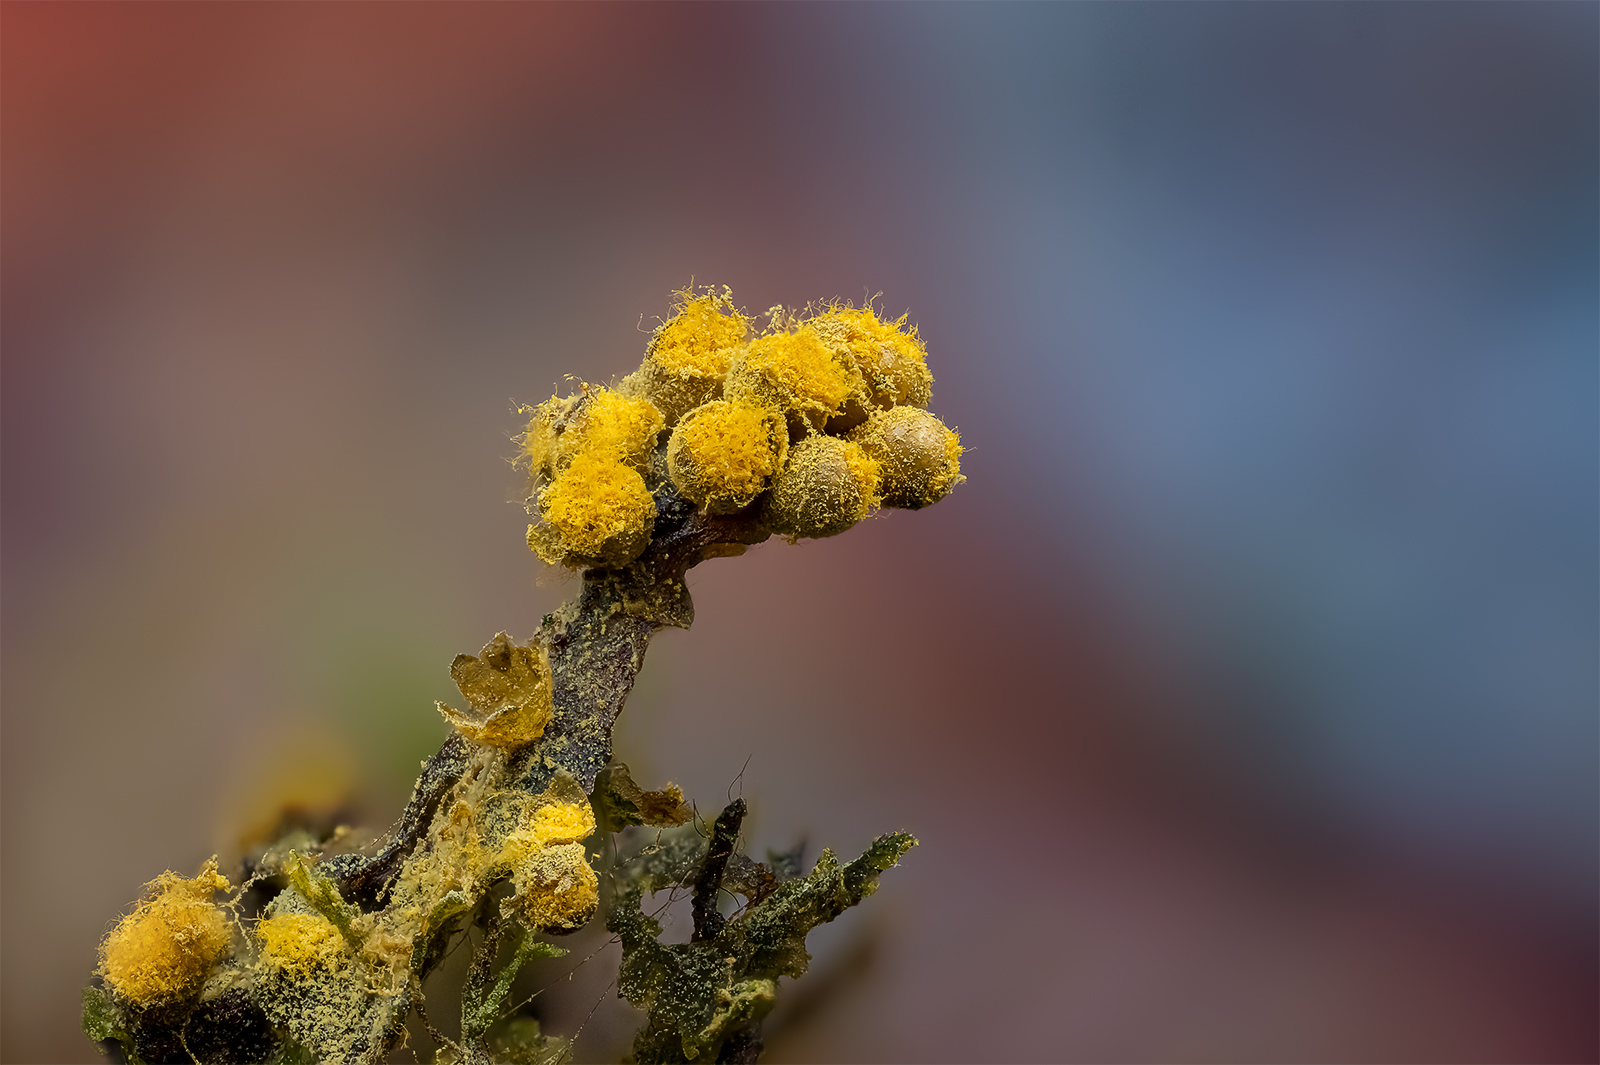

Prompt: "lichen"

[436,632,554,749]
[609,806,917,1064]
[88,285,955,1065]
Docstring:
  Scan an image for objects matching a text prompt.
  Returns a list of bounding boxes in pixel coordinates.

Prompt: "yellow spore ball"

[532,453,657,567]
[497,798,597,872]
[761,434,882,539]
[633,289,749,423]
[511,843,599,933]
[99,859,233,1007]
[528,799,596,846]
[666,400,788,514]
[521,388,663,477]
[849,407,964,509]
[809,304,933,410]
[519,393,579,480]
[725,326,859,434]
[256,912,347,976]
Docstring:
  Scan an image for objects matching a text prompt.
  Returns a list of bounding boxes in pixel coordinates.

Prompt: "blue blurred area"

[805,1,1600,888]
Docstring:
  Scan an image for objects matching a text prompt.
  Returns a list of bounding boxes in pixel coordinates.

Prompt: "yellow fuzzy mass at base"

[99,859,233,1007]
[534,454,657,562]
[511,843,599,932]
[809,304,932,409]
[650,290,748,378]
[256,912,347,976]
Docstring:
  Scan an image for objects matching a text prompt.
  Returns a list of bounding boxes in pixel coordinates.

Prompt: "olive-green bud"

[848,407,964,509]
[761,435,881,539]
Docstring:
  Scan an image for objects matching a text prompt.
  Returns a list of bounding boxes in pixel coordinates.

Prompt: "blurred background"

[3,3,1595,1061]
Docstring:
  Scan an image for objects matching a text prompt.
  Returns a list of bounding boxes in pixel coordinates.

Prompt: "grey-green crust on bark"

[609,810,916,1064]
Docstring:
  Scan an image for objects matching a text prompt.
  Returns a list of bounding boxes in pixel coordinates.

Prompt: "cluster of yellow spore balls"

[523,288,964,566]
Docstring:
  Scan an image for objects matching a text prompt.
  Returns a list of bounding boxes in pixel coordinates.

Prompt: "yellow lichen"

[436,633,554,749]
[809,303,932,410]
[494,773,597,873]
[521,387,663,477]
[532,453,657,566]
[497,799,595,872]
[256,912,347,976]
[725,326,858,432]
[849,406,964,509]
[99,859,232,1007]
[761,434,882,539]
[510,843,599,932]
[380,794,490,958]
[528,800,596,846]
[665,399,788,513]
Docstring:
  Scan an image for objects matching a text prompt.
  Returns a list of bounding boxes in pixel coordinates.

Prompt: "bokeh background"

[4,3,1596,1061]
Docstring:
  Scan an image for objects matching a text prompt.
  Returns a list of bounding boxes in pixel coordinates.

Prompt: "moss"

[532,452,657,566]
[761,434,882,539]
[98,858,232,1008]
[725,326,859,433]
[666,399,788,513]
[849,406,964,509]
[809,302,933,410]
